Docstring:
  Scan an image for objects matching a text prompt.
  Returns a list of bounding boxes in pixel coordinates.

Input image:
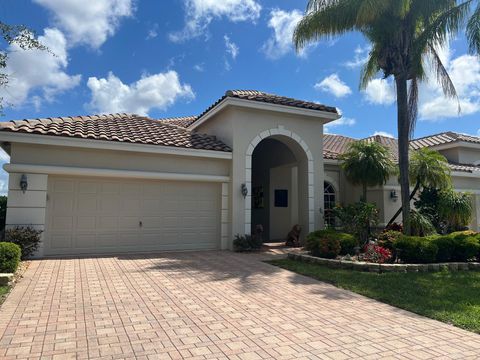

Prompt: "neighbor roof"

[159,116,198,128]
[410,131,480,150]
[324,132,480,174]
[0,113,231,152]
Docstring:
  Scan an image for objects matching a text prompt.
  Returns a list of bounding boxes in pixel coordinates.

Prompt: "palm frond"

[360,50,381,90]
[467,2,480,54]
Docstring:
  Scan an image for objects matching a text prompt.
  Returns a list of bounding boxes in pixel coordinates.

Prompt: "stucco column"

[221,182,230,249]
[5,173,48,258]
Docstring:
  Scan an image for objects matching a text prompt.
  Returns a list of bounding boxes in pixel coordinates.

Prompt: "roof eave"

[188,97,340,131]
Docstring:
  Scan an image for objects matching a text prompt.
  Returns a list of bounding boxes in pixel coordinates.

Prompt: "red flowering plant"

[362,244,393,264]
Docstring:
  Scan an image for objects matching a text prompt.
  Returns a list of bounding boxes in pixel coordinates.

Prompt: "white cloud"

[170,0,261,42]
[33,0,134,48]
[420,51,480,120]
[193,63,205,72]
[372,131,395,138]
[363,78,396,105]
[146,24,159,40]
[344,45,371,68]
[261,9,303,59]
[224,35,239,59]
[324,116,356,133]
[0,28,81,108]
[315,74,352,98]
[86,71,194,115]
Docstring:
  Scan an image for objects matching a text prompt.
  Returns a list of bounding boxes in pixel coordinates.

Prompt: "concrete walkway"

[0,251,479,359]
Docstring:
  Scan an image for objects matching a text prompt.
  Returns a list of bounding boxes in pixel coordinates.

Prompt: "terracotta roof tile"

[158,116,198,128]
[410,131,480,150]
[0,113,231,152]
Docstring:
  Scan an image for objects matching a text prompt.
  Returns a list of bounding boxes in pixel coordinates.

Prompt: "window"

[324,182,336,227]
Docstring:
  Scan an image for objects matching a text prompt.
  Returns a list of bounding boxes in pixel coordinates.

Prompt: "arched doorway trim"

[244,125,314,234]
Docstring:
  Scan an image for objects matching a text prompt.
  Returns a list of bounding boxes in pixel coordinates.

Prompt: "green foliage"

[414,187,442,232]
[333,202,379,244]
[431,233,480,262]
[395,236,438,264]
[5,226,42,259]
[339,141,395,201]
[410,210,437,237]
[0,196,6,233]
[438,189,473,231]
[305,230,341,258]
[0,242,21,273]
[409,148,452,190]
[233,234,262,252]
[337,232,357,255]
[377,230,403,251]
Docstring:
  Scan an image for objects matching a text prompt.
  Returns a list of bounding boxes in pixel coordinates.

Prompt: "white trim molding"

[3,164,230,183]
[189,97,340,130]
[244,126,315,235]
[0,132,233,160]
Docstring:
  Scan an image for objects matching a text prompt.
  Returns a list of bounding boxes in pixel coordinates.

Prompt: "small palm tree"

[438,189,473,231]
[294,1,480,233]
[340,141,395,202]
[387,148,452,225]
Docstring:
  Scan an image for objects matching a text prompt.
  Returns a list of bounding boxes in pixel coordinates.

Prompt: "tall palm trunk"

[395,74,411,235]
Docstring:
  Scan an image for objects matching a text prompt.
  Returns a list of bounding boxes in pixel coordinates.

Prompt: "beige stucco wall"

[197,105,328,241]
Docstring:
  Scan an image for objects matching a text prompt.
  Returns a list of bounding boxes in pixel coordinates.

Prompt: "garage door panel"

[45,177,221,255]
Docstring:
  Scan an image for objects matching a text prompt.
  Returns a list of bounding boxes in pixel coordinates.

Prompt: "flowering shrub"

[362,244,392,264]
[305,230,341,259]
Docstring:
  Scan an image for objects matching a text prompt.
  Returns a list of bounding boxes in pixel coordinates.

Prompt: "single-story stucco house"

[0,90,478,257]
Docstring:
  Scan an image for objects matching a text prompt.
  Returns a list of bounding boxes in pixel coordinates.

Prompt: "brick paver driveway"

[1,251,480,359]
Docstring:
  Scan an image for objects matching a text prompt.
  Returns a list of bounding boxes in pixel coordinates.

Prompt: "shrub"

[233,234,262,252]
[438,189,473,232]
[384,222,403,233]
[431,233,480,262]
[363,244,392,264]
[5,226,43,259]
[0,242,21,273]
[337,232,357,255]
[394,236,438,264]
[410,210,437,237]
[333,202,379,244]
[305,230,341,258]
[377,230,403,252]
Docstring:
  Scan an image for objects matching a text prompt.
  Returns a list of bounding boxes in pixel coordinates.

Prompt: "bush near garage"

[0,242,21,273]
[5,226,43,259]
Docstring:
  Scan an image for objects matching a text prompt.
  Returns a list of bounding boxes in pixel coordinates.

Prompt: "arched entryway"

[245,127,314,242]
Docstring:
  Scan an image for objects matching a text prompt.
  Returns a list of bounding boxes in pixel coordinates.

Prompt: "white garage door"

[45,176,221,255]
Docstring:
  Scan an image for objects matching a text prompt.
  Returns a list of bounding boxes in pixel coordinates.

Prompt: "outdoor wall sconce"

[20,174,28,194]
[390,190,398,202]
[241,183,248,198]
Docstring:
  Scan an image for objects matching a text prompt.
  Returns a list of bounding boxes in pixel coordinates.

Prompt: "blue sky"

[1,0,479,193]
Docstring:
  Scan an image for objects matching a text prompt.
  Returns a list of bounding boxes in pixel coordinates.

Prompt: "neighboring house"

[323,132,480,230]
[0,90,478,257]
[0,90,339,256]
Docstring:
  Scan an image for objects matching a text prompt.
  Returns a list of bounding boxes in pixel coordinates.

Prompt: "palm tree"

[294,1,479,234]
[339,141,395,202]
[387,148,452,226]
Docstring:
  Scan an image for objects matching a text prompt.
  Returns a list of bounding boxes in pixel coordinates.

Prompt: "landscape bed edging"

[288,253,480,273]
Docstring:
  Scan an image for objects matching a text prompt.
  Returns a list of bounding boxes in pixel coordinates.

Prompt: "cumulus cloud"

[170,0,261,42]
[324,116,356,133]
[261,9,303,59]
[344,45,371,68]
[363,78,396,105]
[419,51,480,120]
[86,71,194,115]
[315,74,352,98]
[33,0,134,48]
[372,131,395,138]
[0,28,81,108]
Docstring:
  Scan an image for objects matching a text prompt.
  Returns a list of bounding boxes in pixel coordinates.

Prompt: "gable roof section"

[159,116,198,128]
[0,113,231,152]
[187,90,338,128]
[410,131,480,150]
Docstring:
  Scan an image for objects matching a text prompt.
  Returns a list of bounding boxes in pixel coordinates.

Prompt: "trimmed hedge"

[394,231,480,264]
[394,236,438,264]
[306,230,356,258]
[0,242,21,273]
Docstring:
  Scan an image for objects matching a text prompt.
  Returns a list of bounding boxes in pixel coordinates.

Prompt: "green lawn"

[0,285,10,305]
[269,258,480,333]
